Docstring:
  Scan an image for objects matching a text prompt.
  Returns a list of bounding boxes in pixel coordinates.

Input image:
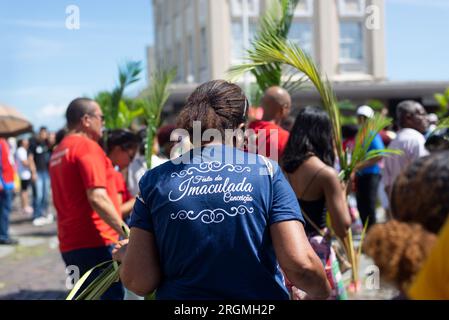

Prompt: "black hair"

[342,124,359,140]
[105,129,140,154]
[66,98,96,130]
[425,128,449,152]
[282,106,335,173]
[55,128,68,145]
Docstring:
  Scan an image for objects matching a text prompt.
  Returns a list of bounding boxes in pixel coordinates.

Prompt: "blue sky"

[0,0,448,131]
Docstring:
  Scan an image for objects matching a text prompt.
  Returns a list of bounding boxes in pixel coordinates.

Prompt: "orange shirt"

[248,121,290,162]
[49,135,121,253]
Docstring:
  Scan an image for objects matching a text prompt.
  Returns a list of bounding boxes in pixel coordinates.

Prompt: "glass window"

[198,0,208,25]
[175,14,182,41]
[230,0,260,17]
[186,2,195,33]
[164,23,172,50]
[339,22,363,63]
[176,42,184,82]
[231,20,257,63]
[338,0,366,17]
[200,27,208,70]
[288,22,314,57]
[187,35,195,83]
[294,0,314,17]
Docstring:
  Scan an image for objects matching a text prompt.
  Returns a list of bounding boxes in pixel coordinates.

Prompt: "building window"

[199,26,209,82]
[288,22,314,57]
[294,0,314,17]
[187,35,195,83]
[198,0,208,25]
[339,21,365,72]
[186,3,195,34]
[231,20,257,64]
[176,42,184,82]
[164,23,172,50]
[230,0,260,17]
[175,14,182,42]
[338,0,366,17]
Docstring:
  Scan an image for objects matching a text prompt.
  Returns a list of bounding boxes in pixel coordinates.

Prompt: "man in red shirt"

[0,138,18,245]
[49,98,126,299]
[248,86,292,162]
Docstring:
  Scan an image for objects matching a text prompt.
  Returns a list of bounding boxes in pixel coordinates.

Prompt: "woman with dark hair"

[104,129,140,221]
[282,106,352,299]
[113,80,330,300]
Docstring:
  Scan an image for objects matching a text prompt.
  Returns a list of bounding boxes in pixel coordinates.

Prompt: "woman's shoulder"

[301,157,338,182]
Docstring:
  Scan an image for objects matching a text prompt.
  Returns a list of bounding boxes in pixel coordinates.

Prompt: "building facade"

[150,0,386,84]
[146,0,447,123]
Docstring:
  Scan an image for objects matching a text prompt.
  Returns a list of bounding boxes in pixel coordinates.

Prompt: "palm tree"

[141,68,176,168]
[95,61,144,130]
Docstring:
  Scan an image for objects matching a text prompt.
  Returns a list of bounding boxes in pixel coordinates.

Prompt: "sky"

[0,0,448,131]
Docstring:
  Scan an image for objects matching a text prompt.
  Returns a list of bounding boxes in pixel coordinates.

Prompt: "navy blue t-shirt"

[129,144,304,300]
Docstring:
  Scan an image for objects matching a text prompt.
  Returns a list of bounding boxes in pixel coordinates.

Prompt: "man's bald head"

[261,86,292,123]
[66,98,97,130]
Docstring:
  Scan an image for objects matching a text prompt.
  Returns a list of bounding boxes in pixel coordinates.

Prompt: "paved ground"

[0,198,397,300]
[0,199,67,300]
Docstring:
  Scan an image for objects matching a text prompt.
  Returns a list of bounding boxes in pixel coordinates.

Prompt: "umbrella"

[0,104,33,137]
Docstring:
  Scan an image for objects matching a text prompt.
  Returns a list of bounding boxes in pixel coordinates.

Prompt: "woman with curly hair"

[363,220,437,295]
[363,151,449,297]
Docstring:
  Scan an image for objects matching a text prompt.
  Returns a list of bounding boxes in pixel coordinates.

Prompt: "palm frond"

[437,116,449,130]
[341,114,400,181]
[110,61,143,128]
[229,36,344,169]
[144,68,176,168]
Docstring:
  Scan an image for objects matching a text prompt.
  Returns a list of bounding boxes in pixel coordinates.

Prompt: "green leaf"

[144,68,176,168]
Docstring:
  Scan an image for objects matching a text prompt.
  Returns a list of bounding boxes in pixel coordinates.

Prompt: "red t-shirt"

[0,139,15,184]
[49,135,121,253]
[247,121,290,161]
[111,169,132,203]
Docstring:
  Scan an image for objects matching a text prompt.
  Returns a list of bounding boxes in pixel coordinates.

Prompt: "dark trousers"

[356,174,381,230]
[0,189,13,241]
[62,246,124,300]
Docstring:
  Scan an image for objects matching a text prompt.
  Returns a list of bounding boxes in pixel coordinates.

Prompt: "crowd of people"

[0,127,57,245]
[1,79,448,300]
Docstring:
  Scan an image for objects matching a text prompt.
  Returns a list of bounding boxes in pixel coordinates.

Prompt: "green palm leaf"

[143,68,176,168]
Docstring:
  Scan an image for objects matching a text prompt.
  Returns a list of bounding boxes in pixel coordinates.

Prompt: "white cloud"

[36,104,67,119]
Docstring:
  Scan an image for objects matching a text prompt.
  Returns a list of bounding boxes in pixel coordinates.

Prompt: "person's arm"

[86,188,126,237]
[271,221,331,299]
[121,198,136,219]
[28,154,37,182]
[321,168,352,239]
[119,227,162,296]
[354,135,385,173]
[354,156,383,172]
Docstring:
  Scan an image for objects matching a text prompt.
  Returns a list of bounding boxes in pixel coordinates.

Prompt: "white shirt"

[16,147,32,180]
[127,154,168,197]
[383,128,429,188]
